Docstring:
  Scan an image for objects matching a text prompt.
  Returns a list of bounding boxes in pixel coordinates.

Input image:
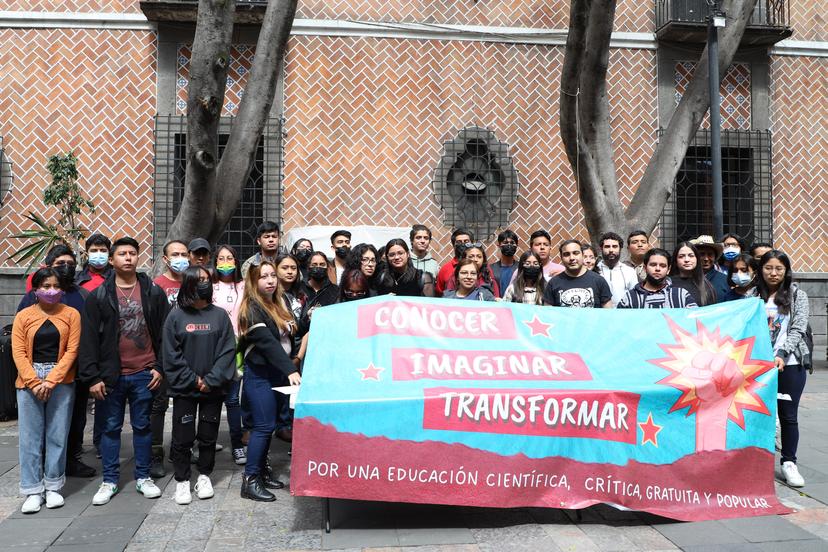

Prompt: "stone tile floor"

[0,366,826,551]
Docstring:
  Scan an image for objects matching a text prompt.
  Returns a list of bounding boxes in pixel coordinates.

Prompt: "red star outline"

[358,363,384,381]
[639,412,663,447]
[524,315,552,337]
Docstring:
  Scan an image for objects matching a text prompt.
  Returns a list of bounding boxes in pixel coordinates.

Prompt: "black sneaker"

[66,458,96,478]
[150,456,166,479]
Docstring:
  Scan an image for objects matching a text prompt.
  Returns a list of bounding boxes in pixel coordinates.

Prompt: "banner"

[291,296,789,521]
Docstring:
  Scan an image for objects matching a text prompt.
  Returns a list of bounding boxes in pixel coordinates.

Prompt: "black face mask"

[294,249,311,263]
[500,244,517,257]
[196,281,213,301]
[646,274,667,288]
[53,264,76,286]
[335,246,350,259]
[454,243,468,259]
[523,266,541,281]
[308,266,328,282]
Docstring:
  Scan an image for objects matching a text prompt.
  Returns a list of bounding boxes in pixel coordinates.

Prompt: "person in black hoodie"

[79,237,170,507]
[237,260,300,502]
[163,266,236,505]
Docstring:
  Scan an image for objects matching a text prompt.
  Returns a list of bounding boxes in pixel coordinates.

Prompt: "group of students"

[10,221,811,515]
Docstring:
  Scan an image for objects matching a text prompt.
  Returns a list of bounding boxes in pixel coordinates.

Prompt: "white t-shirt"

[596,261,638,306]
[766,298,796,365]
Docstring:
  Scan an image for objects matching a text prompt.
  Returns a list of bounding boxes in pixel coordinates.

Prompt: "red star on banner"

[358,363,384,381]
[524,315,552,337]
[639,413,663,447]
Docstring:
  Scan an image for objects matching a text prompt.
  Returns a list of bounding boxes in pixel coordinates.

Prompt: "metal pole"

[708,2,724,240]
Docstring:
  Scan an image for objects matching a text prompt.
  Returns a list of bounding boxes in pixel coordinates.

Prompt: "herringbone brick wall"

[0,0,139,11]
[769,55,828,272]
[283,36,657,262]
[295,0,652,32]
[0,28,157,265]
[789,0,828,42]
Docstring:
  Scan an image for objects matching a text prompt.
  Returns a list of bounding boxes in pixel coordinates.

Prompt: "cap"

[188,238,211,253]
[690,235,723,255]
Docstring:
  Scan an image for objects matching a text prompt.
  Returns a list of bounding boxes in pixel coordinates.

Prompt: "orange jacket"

[12,303,81,389]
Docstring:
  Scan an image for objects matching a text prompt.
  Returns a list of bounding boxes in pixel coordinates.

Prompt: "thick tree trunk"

[153,0,297,274]
[560,0,758,246]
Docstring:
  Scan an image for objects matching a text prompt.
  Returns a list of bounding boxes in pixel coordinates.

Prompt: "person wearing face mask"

[154,240,190,306]
[17,245,95,479]
[290,238,314,282]
[717,233,744,274]
[330,230,352,284]
[502,252,546,305]
[75,234,112,292]
[490,230,519,298]
[435,228,475,296]
[12,268,81,513]
[724,253,759,301]
[163,266,236,505]
[297,252,339,337]
[595,232,637,306]
[617,249,697,309]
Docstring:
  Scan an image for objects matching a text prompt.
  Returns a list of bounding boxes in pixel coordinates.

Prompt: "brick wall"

[789,0,828,41]
[0,28,157,263]
[769,55,828,273]
[0,0,139,12]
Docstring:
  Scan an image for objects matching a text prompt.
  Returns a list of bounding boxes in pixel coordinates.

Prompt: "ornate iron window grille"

[659,128,773,251]
[432,126,520,239]
[153,115,283,263]
[0,136,13,208]
[656,0,790,29]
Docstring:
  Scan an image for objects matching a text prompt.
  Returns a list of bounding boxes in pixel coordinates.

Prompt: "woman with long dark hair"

[290,239,314,282]
[275,253,307,319]
[211,245,248,465]
[345,243,379,290]
[338,269,377,302]
[164,266,236,505]
[724,253,758,301]
[375,239,434,297]
[443,259,496,301]
[237,261,299,501]
[444,244,499,297]
[669,241,716,306]
[298,252,338,336]
[757,250,810,488]
[502,252,545,305]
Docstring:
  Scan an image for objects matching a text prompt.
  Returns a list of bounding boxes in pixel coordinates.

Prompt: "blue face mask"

[731,272,753,287]
[88,252,108,269]
[722,247,740,261]
[169,257,189,274]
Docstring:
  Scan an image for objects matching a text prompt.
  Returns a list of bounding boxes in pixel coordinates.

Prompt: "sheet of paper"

[273,385,299,409]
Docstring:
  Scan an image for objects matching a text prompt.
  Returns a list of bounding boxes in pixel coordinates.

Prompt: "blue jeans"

[242,365,285,477]
[100,370,154,484]
[17,382,75,495]
[92,399,105,449]
[224,379,243,450]
[778,364,807,464]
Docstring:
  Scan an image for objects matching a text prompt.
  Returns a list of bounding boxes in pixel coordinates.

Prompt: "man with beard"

[691,235,729,303]
[617,248,697,309]
[330,229,352,284]
[544,240,612,308]
[17,244,96,477]
[595,231,637,306]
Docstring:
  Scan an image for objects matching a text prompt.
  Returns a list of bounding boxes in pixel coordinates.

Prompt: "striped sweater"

[617,280,698,309]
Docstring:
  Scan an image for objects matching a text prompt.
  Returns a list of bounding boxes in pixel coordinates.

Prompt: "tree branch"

[626,0,759,231]
[211,0,298,239]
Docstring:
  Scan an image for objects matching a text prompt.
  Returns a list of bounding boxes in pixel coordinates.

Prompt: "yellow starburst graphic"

[650,317,773,430]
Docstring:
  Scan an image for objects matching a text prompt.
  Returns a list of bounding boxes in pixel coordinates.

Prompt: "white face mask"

[723,246,740,261]
[731,272,753,287]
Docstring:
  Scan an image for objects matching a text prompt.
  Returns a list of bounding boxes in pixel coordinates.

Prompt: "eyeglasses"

[343,290,367,298]
[762,266,785,273]
[361,257,377,265]
[386,251,407,259]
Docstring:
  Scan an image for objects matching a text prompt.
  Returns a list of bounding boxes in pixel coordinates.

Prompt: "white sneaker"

[194,475,214,499]
[782,461,805,487]
[21,494,43,514]
[775,417,782,451]
[92,482,118,506]
[214,443,224,452]
[174,481,192,505]
[136,478,162,499]
[45,490,64,509]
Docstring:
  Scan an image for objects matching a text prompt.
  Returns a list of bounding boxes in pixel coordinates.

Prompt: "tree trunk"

[560,0,758,246]
[153,0,297,275]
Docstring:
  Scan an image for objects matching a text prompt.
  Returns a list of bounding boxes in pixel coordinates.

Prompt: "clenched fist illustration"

[686,350,745,451]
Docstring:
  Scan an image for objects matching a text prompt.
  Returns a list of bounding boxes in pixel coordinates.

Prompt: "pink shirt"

[212,280,244,336]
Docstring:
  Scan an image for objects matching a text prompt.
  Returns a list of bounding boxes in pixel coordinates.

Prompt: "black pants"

[66,380,89,460]
[778,364,807,464]
[150,378,168,458]
[170,397,222,482]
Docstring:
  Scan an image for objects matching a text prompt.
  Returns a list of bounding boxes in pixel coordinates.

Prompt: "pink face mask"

[35,288,64,305]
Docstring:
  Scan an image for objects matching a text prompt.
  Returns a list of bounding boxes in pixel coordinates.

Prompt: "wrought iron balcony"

[655,0,792,46]
[140,0,268,24]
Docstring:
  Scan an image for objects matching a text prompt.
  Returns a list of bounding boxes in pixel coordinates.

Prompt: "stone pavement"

[0,367,826,551]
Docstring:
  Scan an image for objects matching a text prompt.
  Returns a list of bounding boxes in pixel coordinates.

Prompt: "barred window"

[153,115,283,262]
[659,129,772,249]
[433,126,519,238]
